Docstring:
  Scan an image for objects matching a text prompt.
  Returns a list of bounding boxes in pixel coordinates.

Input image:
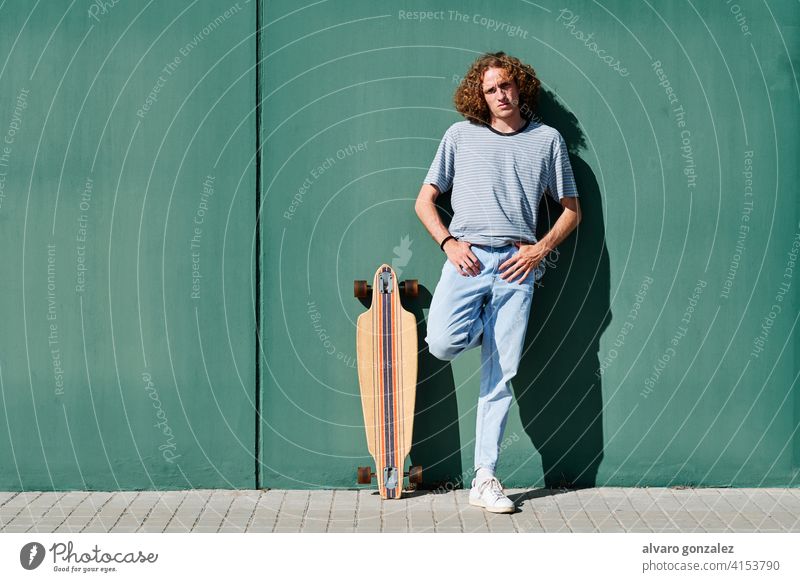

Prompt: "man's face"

[481,67,520,121]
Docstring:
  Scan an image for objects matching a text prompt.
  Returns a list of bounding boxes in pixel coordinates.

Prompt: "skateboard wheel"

[354,280,370,298]
[408,465,423,485]
[400,279,418,298]
[357,466,373,484]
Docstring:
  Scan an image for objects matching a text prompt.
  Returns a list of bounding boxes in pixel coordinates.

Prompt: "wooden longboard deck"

[356,265,417,499]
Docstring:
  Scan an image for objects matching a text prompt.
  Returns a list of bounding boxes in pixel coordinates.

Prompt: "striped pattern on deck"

[371,266,405,499]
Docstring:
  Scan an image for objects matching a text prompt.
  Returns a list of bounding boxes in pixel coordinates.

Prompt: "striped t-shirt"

[424,119,578,247]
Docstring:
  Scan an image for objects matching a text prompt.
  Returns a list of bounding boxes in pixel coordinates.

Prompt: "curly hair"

[454,52,541,125]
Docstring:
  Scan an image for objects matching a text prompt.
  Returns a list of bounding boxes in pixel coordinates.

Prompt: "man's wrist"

[536,238,556,254]
[439,235,457,252]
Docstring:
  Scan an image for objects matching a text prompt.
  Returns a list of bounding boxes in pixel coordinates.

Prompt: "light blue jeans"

[425,244,536,474]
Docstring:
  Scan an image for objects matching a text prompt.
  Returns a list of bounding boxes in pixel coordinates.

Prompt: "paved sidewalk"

[1,488,799,533]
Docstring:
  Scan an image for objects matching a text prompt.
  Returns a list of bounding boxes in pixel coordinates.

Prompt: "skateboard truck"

[357,465,423,487]
[383,466,398,489]
[379,271,393,294]
[354,277,419,299]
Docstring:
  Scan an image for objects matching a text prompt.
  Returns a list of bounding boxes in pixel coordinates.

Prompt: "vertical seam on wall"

[254,0,263,489]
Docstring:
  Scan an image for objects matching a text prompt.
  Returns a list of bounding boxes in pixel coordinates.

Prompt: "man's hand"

[498,241,547,283]
[444,239,482,276]
[415,184,482,276]
[499,196,581,283]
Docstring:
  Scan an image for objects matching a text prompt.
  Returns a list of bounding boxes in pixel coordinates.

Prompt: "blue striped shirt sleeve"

[424,125,457,193]
[546,132,579,201]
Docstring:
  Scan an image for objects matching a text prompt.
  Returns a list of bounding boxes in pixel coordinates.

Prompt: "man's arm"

[499,196,582,282]
[414,184,451,247]
[415,183,482,276]
[537,196,581,253]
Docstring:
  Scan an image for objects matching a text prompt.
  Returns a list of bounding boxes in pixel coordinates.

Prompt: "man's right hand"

[444,239,481,276]
[415,185,481,276]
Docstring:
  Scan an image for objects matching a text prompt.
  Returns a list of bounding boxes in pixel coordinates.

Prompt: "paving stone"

[408,516,434,531]
[462,522,490,533]
[161,524,192,532]
[1,487,798,533]
[328,508,356,521]
[113,518,141,528]
[433,526,462,533]
[486,517,516,532]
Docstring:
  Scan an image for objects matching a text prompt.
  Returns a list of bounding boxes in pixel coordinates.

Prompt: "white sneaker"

[469,477,515,513]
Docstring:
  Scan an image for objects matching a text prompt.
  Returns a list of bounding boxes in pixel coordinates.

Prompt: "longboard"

[354,264,422,499]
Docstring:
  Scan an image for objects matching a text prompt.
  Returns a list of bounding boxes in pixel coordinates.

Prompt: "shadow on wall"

[514,89,610,489]
[409,89,609,490]
[404,289,464,491]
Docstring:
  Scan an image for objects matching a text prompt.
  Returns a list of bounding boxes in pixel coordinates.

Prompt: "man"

[415,52,581,513]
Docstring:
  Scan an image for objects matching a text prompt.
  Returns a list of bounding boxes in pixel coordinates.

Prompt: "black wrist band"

[439,235,457,252]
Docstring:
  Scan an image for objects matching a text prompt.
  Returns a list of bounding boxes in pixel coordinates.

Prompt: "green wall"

[0,0,797,491]
[0,1,256,490]
[259,0,798,489]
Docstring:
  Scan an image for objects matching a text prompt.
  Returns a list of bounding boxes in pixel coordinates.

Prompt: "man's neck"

[490,114,525,134]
